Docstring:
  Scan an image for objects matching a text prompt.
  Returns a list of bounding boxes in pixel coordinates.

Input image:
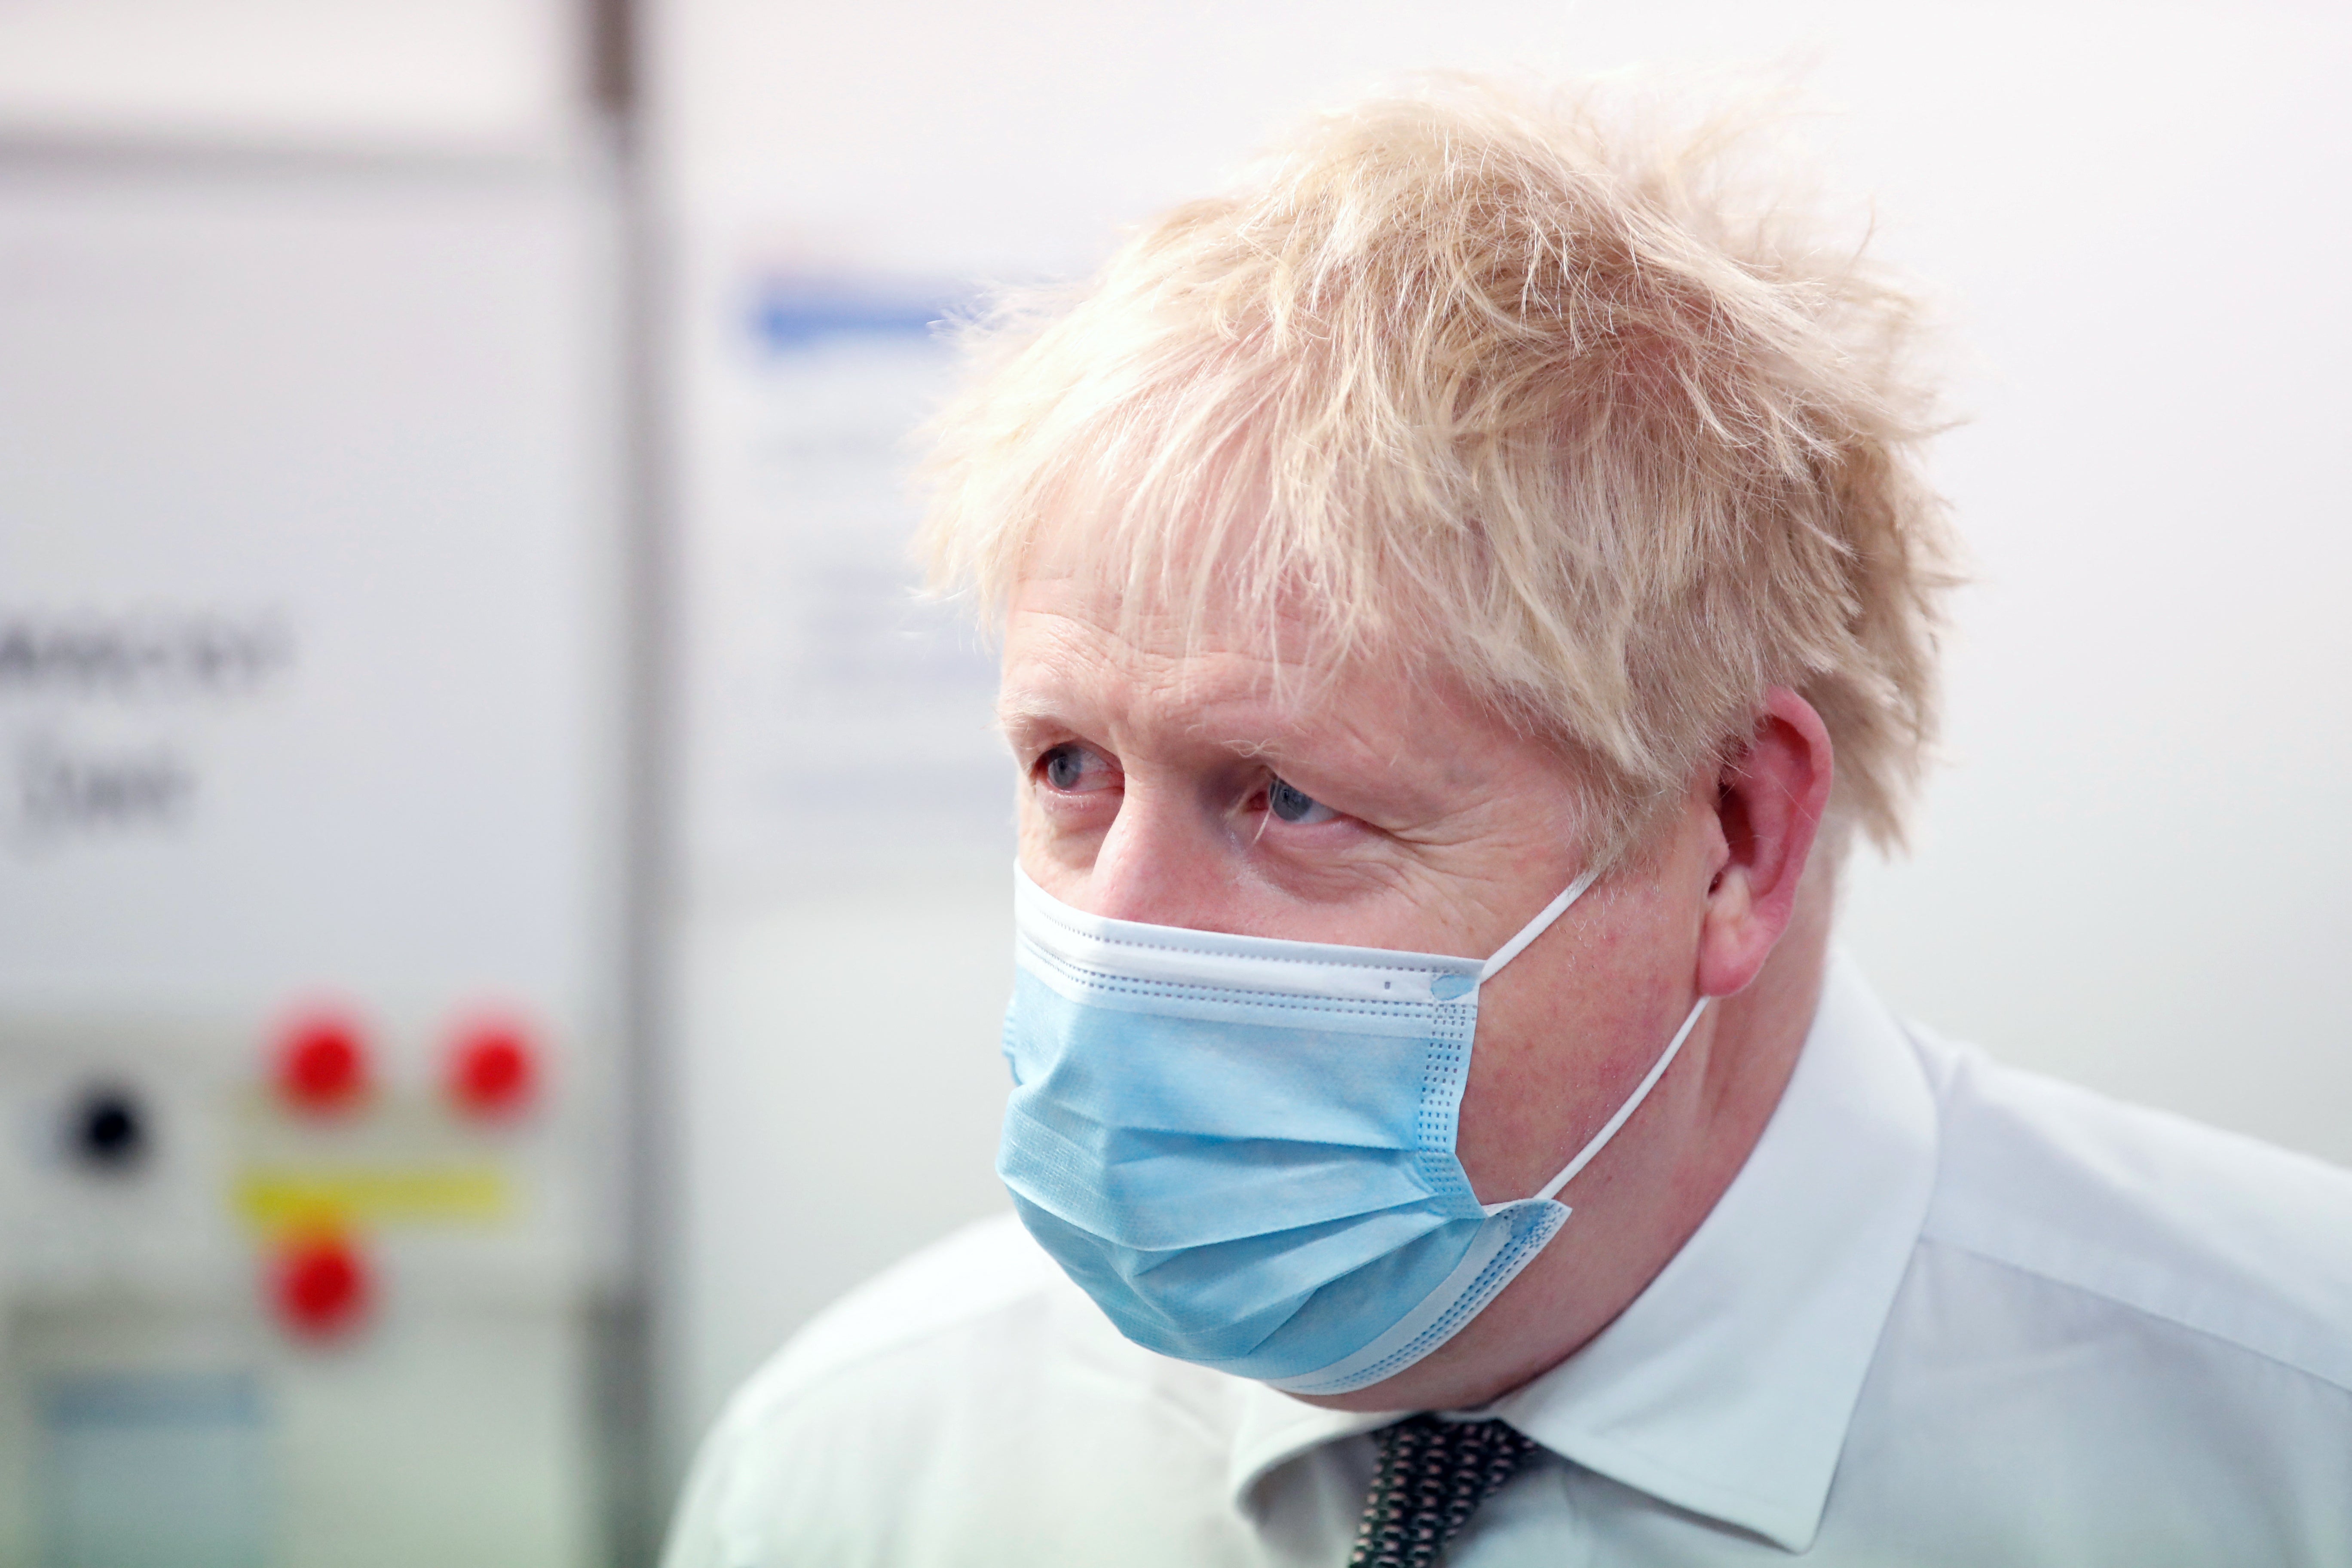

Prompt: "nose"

[1078,780,1238,934]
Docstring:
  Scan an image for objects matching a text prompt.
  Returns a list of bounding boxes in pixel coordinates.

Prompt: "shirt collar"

[1226,952,1939,1551]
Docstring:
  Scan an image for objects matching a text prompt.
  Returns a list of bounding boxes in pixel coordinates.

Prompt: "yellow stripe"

[234,1166,511,1231]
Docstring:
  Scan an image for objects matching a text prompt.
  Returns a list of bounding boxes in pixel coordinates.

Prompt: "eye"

[1266,775,1337,825]
[1038,742,1119,794]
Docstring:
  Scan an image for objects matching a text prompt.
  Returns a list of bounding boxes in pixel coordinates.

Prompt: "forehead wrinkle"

[998,610,1281,766]
[1189,684,1448,811]
[996,604,1171,725]
[1002,582,1479,800]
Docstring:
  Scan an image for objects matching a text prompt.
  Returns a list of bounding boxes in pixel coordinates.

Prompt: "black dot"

[72,1087,147,1172]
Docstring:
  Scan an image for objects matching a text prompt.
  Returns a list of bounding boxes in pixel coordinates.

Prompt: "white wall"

[0,0,587,156]
[649,0,2352,1481]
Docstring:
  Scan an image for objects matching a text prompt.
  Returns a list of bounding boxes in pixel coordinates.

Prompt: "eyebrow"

[994,674,1323,770]
[992,692,1069,734]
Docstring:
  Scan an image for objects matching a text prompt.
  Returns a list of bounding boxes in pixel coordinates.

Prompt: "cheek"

[1450,905,1689,1200]
[1454,990,1595,1201]
[1012,789,1046,853]
[1014,794,1087,893]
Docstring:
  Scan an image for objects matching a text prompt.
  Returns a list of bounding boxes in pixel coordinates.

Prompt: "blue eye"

[1040,743,1117,793]
[1268,777,1337,825]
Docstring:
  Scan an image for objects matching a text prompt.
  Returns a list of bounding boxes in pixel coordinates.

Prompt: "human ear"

[1695,686,1833,998]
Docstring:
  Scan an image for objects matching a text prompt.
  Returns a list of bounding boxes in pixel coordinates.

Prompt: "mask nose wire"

[1477,864,1605,980]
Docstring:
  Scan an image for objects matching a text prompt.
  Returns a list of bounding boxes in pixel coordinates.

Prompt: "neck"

[1296,850,1840,1413]
[1700,850,1836,1140]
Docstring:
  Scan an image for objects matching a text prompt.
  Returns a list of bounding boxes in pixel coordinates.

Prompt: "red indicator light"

[274,1014,371,1115]
[446,1019,539,1120]
[271,1232,371,1341]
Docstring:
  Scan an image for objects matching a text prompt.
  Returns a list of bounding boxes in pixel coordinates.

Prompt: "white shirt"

[665,956,2352,1565]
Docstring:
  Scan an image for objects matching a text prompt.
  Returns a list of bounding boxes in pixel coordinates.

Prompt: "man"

[667,80,2352,1565]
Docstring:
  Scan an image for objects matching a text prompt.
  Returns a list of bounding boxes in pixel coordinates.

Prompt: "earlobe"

[1695,688,1833,998]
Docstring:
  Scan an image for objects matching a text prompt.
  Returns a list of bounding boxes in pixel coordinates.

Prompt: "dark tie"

[1346,1415,1537,1567]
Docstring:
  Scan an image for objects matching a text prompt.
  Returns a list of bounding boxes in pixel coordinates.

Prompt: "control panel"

[0,151,628,1568]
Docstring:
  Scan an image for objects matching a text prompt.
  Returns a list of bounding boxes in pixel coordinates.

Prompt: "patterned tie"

[1346,1414,1537,1567]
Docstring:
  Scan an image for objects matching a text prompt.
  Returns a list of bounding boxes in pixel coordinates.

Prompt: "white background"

[639,0,2352,1482]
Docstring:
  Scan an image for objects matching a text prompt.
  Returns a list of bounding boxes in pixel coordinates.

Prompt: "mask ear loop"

[1468,863,1714,1209]
[1527,995,1712,1206]
[1478,864,1605,980]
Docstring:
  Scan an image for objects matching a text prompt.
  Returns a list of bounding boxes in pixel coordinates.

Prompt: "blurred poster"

[678,277,1010,904]
[0,165,622,1011]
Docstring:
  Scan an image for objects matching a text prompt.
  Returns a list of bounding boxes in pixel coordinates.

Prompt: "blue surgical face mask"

[996,862,1709,1397]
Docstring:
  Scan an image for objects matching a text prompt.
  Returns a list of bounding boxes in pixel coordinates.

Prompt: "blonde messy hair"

[920,75,1954,864]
